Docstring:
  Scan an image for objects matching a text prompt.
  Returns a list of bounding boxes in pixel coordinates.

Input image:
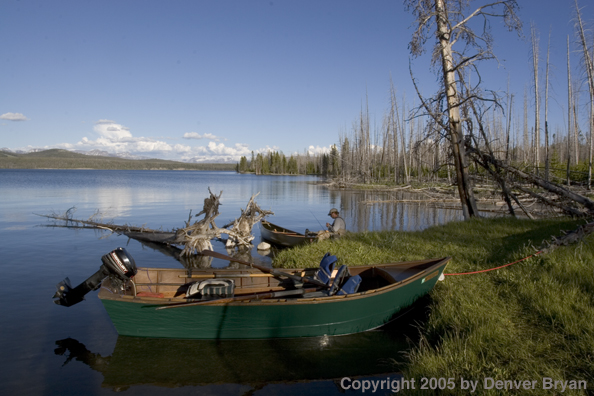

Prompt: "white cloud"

[0,112,28,121]
[61,119,252,162]
[255,145,280,154]
[21,119,315,163]
[183,132,221,141]
[306,145,331,155]
[93,120,132,140]
[206,141,250,156]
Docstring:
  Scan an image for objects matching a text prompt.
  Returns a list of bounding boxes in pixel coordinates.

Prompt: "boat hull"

[100,260,448,339]
[260,220,315,247]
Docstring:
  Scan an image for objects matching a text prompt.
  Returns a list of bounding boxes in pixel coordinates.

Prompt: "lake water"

[0,169,464,396]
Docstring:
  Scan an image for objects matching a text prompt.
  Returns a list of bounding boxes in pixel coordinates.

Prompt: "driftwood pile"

[38,189,273,256]
[172,189,273,255]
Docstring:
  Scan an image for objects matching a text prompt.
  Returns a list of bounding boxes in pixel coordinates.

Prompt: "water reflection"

[52,305,426,391]
[131,237,273,269]
[336,190,464,232]
[2,170,476,396]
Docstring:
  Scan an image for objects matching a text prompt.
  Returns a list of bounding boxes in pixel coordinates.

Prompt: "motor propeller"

[53,247,137,307]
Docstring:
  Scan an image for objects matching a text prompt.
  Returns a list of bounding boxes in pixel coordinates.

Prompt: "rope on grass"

[443,250,544,276]
[443,221,594,276]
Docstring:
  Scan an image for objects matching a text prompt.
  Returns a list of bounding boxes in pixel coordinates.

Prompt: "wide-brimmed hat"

[328,208,339,215]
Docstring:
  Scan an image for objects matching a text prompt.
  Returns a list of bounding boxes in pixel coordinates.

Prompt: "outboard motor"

[53,247,137,307]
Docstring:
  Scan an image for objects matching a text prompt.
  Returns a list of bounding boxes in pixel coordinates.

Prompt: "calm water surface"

[0,169,463,396]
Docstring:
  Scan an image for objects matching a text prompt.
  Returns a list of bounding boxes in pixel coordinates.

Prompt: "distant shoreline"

[1,168,235,171]
[0,149,237,171]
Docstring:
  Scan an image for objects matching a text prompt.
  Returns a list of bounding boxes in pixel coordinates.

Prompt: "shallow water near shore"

[0,169,465,395]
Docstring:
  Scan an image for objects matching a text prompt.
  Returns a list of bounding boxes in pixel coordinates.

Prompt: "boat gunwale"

[259,220,316,247]
[260,220,304,236]
[98,257,450,307]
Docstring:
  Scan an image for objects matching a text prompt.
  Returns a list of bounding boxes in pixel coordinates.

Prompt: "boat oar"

[199,250,329,289]
[156,287,318,310]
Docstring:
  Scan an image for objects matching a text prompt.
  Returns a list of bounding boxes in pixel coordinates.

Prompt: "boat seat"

[336,275,362,295]
[315,253,338,285]
[328,265,350,295]
[302,265,362,298]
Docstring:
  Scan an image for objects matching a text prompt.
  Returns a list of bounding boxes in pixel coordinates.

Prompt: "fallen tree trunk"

[467,146,594,216]
[37,209,163,234]
[513,185,587,217]
[38,190,274,256]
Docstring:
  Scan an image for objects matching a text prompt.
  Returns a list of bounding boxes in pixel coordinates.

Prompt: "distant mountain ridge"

[73,149,150,160]
[0,148,237,170]
[0,147,237,164]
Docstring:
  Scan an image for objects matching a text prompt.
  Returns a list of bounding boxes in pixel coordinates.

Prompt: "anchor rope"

[443,250,543,276]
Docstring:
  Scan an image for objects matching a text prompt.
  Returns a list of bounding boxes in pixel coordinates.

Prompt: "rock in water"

[257,241,271,250]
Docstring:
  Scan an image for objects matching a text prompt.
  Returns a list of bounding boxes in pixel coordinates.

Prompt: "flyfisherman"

[326,208,346,235]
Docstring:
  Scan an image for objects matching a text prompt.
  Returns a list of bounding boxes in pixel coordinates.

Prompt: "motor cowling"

[100,247,137,279]
[53,247,137,307]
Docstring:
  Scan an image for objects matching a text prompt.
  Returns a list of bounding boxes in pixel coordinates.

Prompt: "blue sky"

[0,0,589,162]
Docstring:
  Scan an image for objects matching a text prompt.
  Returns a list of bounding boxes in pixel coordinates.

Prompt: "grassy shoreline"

[273,217,594,395]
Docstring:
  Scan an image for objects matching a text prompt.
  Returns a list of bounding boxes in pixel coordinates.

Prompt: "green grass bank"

[273,217,594,395]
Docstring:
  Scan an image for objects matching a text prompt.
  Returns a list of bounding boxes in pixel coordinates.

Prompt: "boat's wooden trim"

[99,257,451,307]
[180,273,275,279]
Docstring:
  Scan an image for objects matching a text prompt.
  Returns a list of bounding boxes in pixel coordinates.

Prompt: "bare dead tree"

[574,0,594,189]
[544,27,552,181]
[405,0,521,219]
[523,87,530,164]
[402,93,411,183]
[568,35,574,183]
[505,79,514,164]
[389,77,402,184]
[530,22,541,174]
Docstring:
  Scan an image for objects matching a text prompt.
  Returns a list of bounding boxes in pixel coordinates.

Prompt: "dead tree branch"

[539,221,594,254]
[467,145,594,216]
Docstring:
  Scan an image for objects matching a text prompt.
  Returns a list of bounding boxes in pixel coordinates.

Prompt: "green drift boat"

[96,256,450,340]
